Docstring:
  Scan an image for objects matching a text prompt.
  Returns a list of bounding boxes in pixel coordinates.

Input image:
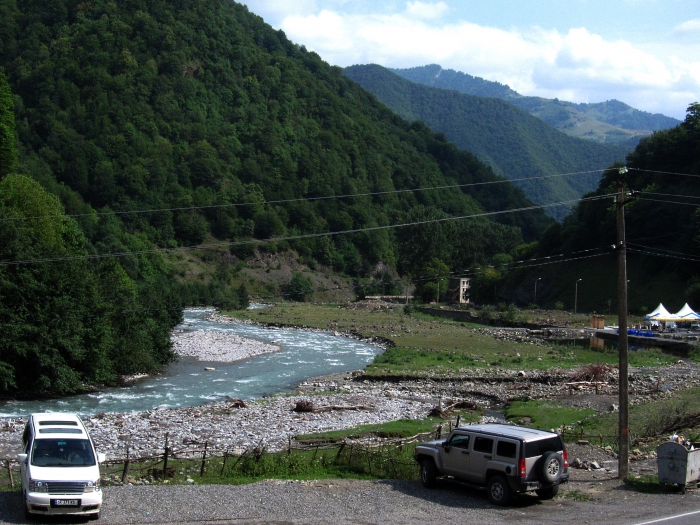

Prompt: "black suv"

[414,423,568,505]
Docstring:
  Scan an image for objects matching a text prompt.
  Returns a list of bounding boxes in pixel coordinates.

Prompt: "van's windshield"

[31,438,96,467]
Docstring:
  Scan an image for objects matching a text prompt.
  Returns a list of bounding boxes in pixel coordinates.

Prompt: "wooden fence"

[1,421,464,489]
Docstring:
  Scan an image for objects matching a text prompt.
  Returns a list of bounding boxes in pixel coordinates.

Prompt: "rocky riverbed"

[2,323,699,467]
[0,325,430,460]
[170,328,280,362]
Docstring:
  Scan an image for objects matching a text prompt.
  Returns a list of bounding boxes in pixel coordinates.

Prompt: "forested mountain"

[344,64,629,220]
[528,104,700,313]
[391,64,680,146]
[0,0,552,395]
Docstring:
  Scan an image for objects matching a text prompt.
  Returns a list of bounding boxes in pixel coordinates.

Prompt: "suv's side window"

[448,433,470,449]
[473,436,493,453]
[496,440,517,459]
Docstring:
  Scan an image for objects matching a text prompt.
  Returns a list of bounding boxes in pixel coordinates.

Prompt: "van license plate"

[53,499,79,506]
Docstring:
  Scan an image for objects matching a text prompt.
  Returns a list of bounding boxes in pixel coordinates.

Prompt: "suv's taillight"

[563,449,569,468]
[518,458,526,477]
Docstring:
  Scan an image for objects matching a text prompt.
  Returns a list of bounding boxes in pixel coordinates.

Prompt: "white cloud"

[404,2,449,19]
[260,3,699,119]
[674,19,700,33]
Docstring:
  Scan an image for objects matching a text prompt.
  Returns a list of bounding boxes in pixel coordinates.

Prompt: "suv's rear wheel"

[487,475,512,505]
[540,451,563,483]
[420,459,438,488]
[536,484,559,500]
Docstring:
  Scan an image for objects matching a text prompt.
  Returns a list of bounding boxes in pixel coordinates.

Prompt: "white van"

[17,413,105,520]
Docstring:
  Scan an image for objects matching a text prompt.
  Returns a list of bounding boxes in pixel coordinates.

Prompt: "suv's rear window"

[523,436,563,458]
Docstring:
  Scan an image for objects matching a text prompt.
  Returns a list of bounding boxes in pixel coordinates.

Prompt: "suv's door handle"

[484,455,492,459]
[461,450,469,454]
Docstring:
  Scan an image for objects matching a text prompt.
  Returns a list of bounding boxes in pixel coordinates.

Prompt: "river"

[0,308,382,418]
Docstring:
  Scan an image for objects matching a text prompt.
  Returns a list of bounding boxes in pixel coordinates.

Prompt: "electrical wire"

[0,168,609,222]
[629,168,700,179]
[0,193,616,267]
[635,197,700,207]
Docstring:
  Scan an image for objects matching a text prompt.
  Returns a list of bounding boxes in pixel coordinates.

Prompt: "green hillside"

[391,64,680,146]
[344,64,629,220]
[516,104,700,314]
[0,0,552,395]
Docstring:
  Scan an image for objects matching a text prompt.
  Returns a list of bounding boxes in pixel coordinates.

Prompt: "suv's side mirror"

[16,453,27,463]
[442,440,451,452]
[97,453,106,464]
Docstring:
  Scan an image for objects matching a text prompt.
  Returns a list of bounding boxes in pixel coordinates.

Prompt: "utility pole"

[616,166,630,480]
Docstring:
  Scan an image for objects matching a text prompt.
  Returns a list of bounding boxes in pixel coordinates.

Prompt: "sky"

[241,0,700,120]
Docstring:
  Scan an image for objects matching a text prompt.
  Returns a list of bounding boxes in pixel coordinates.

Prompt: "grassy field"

[227,303,691,378]
[504,400,596,430]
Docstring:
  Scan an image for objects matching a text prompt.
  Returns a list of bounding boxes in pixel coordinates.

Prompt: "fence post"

[455,415,461,428]
[220,450,228,475]
[121,441,131,484]
[162,433,169,479]
[335,442,345,463]
[6,460,13,489]
[200,441,208,477]
[435,424,443,439]
[288,436,292,455]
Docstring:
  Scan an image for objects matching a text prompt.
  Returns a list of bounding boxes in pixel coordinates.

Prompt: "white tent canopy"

[645,303,672,320]
[676,303,700,320]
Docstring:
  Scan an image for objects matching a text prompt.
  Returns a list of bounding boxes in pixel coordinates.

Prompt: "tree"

[0,71,17,178]
[286,271,314,302]
[414,259,450,303]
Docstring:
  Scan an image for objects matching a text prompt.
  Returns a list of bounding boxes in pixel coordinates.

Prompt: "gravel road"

[2,473,700,525]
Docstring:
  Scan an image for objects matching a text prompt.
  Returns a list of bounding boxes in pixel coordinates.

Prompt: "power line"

[629,167,700,179]
[635,197,700,207]
[0,193,616,267]
[0,169,610,222]
[639,192,700,200]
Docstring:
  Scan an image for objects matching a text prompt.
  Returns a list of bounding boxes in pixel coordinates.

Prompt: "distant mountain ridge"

[344,64,629,220]
[390,64,680,147]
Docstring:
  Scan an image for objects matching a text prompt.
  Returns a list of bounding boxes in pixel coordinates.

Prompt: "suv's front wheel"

[419,459,438,488]
[487,475,512,505]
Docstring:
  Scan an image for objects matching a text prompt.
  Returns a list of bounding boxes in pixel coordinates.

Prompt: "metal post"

[534,277,541,306]
[616,167,630,480]
[162,433,169,479]
[575,279,582,314]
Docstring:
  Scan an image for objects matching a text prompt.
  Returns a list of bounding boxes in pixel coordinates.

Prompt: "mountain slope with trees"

[516,103,700,313]
[391,64,680,147]
[344,64,629,220]
[0,0,552,395]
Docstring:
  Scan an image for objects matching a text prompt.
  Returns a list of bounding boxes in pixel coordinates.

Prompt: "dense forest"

[522,103,700,313]
[0,0,552,395]
[391,64,680,146]
[344,64,630,220]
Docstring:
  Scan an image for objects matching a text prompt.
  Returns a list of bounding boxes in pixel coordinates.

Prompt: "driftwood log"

[293,399,370,412]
